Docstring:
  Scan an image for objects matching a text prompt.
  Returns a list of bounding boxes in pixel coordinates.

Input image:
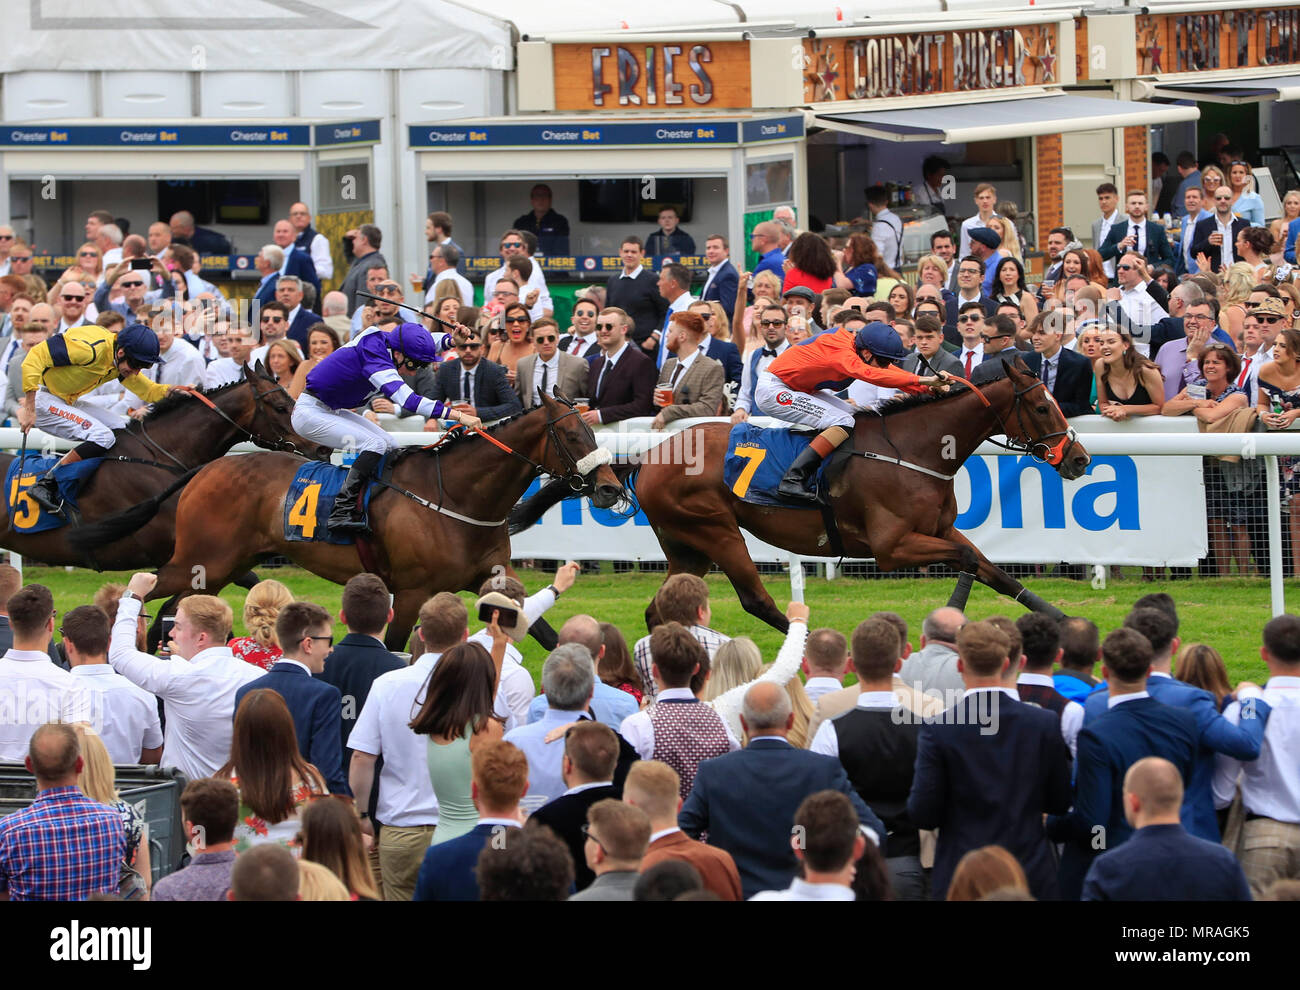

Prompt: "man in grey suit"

[903,315,962,375]
[898,606,968,702]
[568,799,651,901]
[515,321,589,410]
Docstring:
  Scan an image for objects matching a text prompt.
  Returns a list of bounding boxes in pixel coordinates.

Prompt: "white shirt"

[1117,283,1169,339]
[1017,672,1083,761]
[69,664,164,765]
[958,342,984,373]
[109,596,263,781]
[1215,214,1236,270]
[803,677,843,705]
[1097,210,1121,279]
[656,292,697,367]
[810,690,898,758]
[1213,677,1300,823]
[1236,347,1271,407]
[750,877,855,901]
[564,331,597,357]
[619,687,741,761]
[347,652,441,826]
[1123,217,1146,255]
[531,353,560,405]
[872,207,904,269]
[426,268,474,308]
[204,356,245,389]
[485,262,552,321]
[149,337,206,388]
[305,231,333,281]
[1108,690,1150,709]
[735,339,789,413]
[0,650,87,761]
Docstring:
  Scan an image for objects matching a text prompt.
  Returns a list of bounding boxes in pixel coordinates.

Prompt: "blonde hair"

[916,254,949,285]
[751,270,783,301]
[242,579,294,649]
[995,217,1023,260]
[702,637,763,702]
[72,723,118,805]
[1223,262,1256,307]
[296,860,351,901]
[179,594,234,643]
[431,278,461,310]
[775,666,814,749]
[702,300,731,339]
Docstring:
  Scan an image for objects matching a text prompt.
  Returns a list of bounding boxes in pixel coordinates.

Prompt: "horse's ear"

[254,359,273,382]
[551,386,573,408]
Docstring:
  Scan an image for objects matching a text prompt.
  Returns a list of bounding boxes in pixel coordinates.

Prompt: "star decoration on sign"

[1034,36,1056,83]
[1146,38,1163,73]
[803,42,839,101]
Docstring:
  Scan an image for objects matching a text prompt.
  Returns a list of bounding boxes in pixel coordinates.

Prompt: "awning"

[1150,75,1300,105]
[814,93,1200,144]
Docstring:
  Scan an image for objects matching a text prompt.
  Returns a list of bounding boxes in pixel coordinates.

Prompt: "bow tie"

[761,347,780,357]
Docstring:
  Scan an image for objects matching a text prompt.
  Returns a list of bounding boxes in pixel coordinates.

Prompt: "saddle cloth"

[5,455,103,532]
[283,457,385,545]
[722,423,827,507]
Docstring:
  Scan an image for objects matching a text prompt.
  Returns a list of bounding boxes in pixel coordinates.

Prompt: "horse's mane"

[136,378,247,423]
[859,356,1016,418]
[389,408,535,466]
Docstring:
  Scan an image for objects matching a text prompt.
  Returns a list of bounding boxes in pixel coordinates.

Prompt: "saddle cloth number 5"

[9,474,42,531]
[288,482,322,539]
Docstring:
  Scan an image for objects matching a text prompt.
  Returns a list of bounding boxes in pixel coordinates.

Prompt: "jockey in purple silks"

[293,321,482,534]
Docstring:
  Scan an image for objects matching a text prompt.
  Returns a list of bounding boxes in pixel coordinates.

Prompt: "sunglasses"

[596,322,620,330]
[61,294,86,302]
[461,342,483,350]
[0,235,12,241]
[261,316,286,324]
[534,334,557,343]
[1215,197,1232,203]
[10,255,31,262]
[119,280,145,288]
[501,242,524,249]
[493,291,517,299]
[1116,264,1136,271]
[957,315,983,323]
[1257,315,1284,324]
[504,316,529,324]
[304,635,334,647]
[759,319,787,327]
[78,250,98,256]
[980,333,1010,343]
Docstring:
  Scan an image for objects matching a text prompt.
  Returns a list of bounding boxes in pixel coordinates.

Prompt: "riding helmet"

[115,323,163,367]
[854,321,908,361]
[385,322,440,367]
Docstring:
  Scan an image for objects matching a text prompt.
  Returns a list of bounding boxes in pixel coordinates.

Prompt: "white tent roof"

[1,0,513,72]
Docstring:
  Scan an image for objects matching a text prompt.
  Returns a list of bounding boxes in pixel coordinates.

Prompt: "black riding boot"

[327,450,382,534]
[776,446,825,502]
[26,471,63,514]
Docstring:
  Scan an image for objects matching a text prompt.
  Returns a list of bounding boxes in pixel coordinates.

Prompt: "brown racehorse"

[8,364,327,571]
[589,356,1087,633]
[76,392,624,651]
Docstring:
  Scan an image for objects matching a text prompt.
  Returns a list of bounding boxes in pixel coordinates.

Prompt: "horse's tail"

[66,466,203,550]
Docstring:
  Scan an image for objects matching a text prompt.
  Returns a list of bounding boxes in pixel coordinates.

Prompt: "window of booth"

[745,155,794,209]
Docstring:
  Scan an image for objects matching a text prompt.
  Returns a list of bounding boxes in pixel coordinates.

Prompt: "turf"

[23,565,1277,685]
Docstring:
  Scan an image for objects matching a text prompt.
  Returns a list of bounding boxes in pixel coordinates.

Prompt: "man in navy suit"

[528,720,620,891]
[419,328,523,422]
[1056,627,1199,899]
[272,219,321,301]
[679,682,886,900]
[275,276,323,350]
[1083,757,1251,901]
[1098,190,1175,272]
[1023,311,1094,417]
[699,234,738,316]
[1191,186,1250,274]
[908,621,1073,900]
[1082,607,1269,842]
[413,740,528,901]
[689,301,742,391]
[234,602,347,795]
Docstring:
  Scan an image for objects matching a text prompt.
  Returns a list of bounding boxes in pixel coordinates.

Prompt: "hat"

[474,591,531,641]
[969,227,1002,250]
[782,285,815,300]
[1253,298,1288,318]
[854,321,909,361]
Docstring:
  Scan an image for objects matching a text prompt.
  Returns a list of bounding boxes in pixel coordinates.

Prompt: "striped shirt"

[0,786,125,901]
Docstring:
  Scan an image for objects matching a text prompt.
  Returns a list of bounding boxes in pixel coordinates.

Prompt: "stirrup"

[26,478,64,514]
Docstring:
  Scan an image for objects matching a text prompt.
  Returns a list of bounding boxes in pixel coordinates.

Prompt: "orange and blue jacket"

[766,328,929,395]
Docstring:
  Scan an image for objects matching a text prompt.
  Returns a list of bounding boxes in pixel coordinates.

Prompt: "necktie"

[569,338,583,355]
[462,369,472,406]
[669,362,685,388]
[596,358,612,399]
[1043,358,1054,392]
[539,362,549,403]
[1237,357,1252,389]
[964,351,973,377]
[1131,223,1140,252]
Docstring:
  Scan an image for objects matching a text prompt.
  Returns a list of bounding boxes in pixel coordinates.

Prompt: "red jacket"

[767,328,928,394]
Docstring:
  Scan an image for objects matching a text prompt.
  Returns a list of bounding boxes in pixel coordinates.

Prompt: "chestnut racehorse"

[10,365,326,571]
[76,392,624,651]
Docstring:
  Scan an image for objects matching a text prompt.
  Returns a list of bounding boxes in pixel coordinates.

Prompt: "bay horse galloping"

[76,393,624,652]
[7,364,327,570]
[633,356,1090,632]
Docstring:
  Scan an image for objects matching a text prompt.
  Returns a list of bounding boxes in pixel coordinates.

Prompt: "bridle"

[978,376,1080,467]
[446,400,612,491]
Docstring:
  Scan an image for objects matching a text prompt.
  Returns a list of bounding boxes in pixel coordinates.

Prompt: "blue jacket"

[701,261,739,315]
[254,248,319,305]
[1083,674,1268,841]
[908,691,1073,900]
[753,248,785,284]
[413,822,515,901]
[698,335,743,389]
[1287,217,1300,265]
[287,308,324,350]
[679,737,886,900]
[234,661,347,795]
[1056,695,1198,899]
[1082,823,1251,901]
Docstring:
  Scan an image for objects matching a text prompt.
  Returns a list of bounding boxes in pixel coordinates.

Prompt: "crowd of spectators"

[0,560,1296,903]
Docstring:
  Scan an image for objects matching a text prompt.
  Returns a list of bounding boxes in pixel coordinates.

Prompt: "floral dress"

[229,637,282,672]
[229,772,321,854]
[1259,377,1300,498]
